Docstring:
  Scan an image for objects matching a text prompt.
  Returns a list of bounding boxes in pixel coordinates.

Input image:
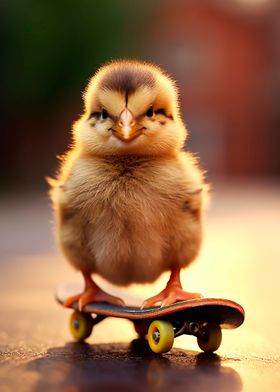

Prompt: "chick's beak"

[113,108,142,142]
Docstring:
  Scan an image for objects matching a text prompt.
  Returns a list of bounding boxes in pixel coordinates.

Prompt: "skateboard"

[55,284,245,354]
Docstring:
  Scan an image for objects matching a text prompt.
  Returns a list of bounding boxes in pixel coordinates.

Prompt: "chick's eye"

[101,108,108,119]
[89,112,101,119]
[155,108,166,115]
[146,107,154,117]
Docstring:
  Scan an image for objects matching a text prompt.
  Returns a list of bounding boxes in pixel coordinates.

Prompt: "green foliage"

[0,0,148,111]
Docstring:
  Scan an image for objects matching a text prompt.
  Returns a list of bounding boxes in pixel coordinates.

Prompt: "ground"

[0,181,280,392]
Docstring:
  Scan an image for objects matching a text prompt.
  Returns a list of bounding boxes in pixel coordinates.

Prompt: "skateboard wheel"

[197,324,222,353]
[147,320,174,354]
[69,310,93,341]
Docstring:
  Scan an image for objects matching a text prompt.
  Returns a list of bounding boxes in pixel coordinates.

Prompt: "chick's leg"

[142,268,202,308]
[64,271,125,311]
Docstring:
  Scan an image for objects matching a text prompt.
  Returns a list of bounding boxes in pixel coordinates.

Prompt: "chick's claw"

[63,294,83,309]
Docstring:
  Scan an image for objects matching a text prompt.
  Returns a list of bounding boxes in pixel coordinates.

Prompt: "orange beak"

[112,108,142,142]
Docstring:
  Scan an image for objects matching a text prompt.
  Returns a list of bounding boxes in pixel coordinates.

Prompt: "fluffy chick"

[49,59,207,310]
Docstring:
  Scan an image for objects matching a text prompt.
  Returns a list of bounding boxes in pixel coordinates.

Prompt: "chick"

[49,59,207,310]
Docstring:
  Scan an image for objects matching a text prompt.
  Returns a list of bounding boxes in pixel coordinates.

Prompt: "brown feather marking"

[99,64,156,94]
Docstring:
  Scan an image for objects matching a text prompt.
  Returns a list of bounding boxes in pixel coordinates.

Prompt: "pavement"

[0,181,280,392]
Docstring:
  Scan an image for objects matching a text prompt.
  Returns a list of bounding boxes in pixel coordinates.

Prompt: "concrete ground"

[0,181,280,392]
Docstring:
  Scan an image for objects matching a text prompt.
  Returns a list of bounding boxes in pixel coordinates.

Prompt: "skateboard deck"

[55,283,245,354]
[56,285,244,329]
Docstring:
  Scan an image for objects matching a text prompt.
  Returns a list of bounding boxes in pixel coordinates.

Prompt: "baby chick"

[49,59,207,310]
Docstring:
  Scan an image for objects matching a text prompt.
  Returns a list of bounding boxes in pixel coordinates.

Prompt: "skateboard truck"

[174,321,202,338]
[174,320,205,339]
[151,321,204,346]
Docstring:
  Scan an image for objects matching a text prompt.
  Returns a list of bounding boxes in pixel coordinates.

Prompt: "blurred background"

[1,2,280,390]
[1,0,280,190]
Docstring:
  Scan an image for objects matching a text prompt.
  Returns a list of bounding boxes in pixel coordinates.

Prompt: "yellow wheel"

[147,320,174,354]
[69,311,93,341]
[197,324,222,353]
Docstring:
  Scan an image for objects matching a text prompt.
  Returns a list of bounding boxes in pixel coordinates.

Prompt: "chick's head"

[74,60,187,156]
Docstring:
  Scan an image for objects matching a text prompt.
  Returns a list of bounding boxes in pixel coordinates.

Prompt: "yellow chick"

[49,59,207,310]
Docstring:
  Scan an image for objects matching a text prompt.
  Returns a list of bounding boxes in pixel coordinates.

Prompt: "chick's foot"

[141,268,202,308]
[63,288,125,311]
[63,272,125,311]
[142,286,202,308]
